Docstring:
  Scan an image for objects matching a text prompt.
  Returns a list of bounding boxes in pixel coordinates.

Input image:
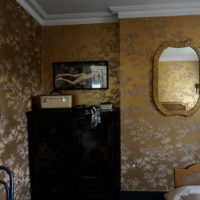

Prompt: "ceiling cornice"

[16,0,45,25]
[16,0,200,26]
[43,13,118,26]
[109,2,200,19]
[16,0,117,26]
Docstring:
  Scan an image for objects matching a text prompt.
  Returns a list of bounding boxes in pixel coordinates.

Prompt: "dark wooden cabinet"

[26,109,119,200]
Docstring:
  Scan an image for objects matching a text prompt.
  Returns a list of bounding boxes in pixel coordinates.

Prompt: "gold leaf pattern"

[42,24,120,107]
[4,0,200,195]
[120,16,200,191]
[0,0,42,199]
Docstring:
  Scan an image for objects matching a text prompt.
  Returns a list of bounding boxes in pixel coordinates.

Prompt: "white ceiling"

[33,0,191,15]
[16,0,200,26]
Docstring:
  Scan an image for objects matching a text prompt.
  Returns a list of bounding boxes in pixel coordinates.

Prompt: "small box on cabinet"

[32,95,72,109]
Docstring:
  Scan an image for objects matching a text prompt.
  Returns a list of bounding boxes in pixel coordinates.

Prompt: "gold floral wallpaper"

[120,16,200,191]
[0,0,42,199]
[3,0,200,196]
[42,16,200,192]
[42,24,120,107]
[159,61,199,110]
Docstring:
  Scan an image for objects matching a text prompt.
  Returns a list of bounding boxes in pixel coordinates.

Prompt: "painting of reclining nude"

[53,61,108,90]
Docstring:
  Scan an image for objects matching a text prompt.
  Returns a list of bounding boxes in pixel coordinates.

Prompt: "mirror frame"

[153,41,200,116]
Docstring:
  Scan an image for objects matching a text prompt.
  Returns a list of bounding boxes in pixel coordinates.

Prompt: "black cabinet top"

[26,108,115,117]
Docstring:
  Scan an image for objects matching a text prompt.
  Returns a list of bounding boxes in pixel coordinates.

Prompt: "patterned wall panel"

[120,16,200,191]
[42,24,120,107]
[0,0,42,199]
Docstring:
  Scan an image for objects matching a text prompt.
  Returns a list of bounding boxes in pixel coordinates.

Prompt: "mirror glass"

[153,42,200,116]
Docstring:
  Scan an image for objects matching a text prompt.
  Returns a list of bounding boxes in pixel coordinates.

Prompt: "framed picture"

[53,61,108,90]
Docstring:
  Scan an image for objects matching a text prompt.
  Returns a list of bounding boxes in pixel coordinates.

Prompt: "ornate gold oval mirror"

[153,41,200,116]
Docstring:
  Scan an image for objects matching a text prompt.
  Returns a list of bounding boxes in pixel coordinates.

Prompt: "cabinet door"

[27,111,77,199]
[75,116,113,178]
[73,112,114,199]
[27,110,118,200]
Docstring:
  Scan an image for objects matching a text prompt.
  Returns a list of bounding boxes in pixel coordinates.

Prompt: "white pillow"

[164,186,200,200]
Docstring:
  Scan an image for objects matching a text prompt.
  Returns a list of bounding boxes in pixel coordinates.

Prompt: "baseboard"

[120,191,166,200]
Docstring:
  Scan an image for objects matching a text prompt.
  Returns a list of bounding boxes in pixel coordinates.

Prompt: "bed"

[165,164,200,200]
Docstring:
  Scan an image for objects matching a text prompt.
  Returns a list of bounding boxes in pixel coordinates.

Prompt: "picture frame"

[53,61,108,90]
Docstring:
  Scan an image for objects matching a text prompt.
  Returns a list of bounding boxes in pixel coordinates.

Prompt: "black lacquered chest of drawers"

[26,108,120,200]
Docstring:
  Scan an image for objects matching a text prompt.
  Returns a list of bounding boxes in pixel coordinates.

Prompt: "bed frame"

[175,163,200,188]
[0,166,14,200]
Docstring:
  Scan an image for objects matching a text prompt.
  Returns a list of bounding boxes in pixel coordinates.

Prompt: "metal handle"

[43,97,68,103]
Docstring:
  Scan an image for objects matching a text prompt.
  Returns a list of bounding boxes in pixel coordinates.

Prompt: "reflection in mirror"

[159,47,199,111]
[153,42,200,116]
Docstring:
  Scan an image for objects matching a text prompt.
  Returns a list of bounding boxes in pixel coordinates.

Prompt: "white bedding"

[182,194,200,200]
[164,186,200,200]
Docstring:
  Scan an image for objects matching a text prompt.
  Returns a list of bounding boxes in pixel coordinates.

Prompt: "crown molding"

[29,0,48,18]
[160,55,198,62]
[16,0,45,25]
[43,12,118,26]
[16,0,200,26]
[43,17,117,26]
[109,2,200,18]
[16,0,117,26]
